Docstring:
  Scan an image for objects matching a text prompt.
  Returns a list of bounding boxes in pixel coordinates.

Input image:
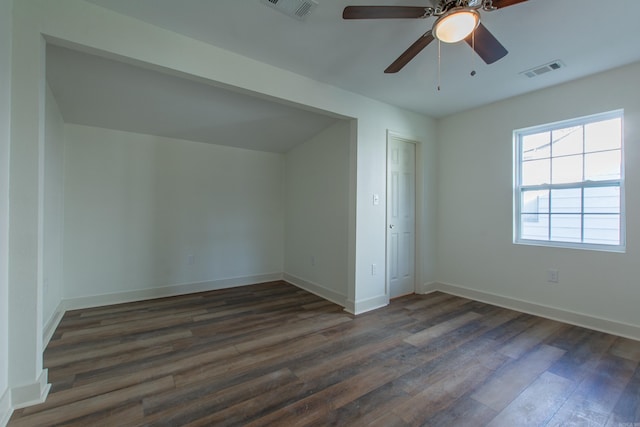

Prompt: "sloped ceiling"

[46,45,342,153]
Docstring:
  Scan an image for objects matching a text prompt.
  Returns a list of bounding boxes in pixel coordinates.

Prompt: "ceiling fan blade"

[465,23,508,64]
[343,6,429,19]
[385,31,434,73]
[491,0,527,9]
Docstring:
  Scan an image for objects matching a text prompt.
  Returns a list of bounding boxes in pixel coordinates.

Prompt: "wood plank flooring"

[9,281,640,426]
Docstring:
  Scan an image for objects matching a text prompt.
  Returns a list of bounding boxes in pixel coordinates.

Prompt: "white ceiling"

[83,0,640,118]
[48,0,640,152]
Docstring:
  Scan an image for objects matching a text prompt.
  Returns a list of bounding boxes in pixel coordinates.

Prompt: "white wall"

[284,120,351,304]
[43,84,65,329]
[348,106,438,314]
[436,62,640,333]
[63,124,284,302]
[0,0,13,422]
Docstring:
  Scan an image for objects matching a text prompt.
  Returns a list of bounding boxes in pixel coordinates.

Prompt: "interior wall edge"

[345,294,389,316]
[0,387,11,427]
[282,273,347,308]
[62,273,283,312]
[422,281,640,341]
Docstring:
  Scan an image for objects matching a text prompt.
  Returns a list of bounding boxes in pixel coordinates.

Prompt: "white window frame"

[513,110,626,252]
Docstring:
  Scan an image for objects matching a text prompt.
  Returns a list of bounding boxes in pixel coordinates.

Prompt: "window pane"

[550,214,581,243]
[584,214,620,245]
[522,132,550,160]
[552,154,582,184]
[521,189,548,212]
[521,189,547,227]
[585,118,622,153]
[584,187,620,214]
[552,126,583,156]
[522,159,550,185]
[521,214,549,241]
[551,188,581,213]
[585,151,621,181]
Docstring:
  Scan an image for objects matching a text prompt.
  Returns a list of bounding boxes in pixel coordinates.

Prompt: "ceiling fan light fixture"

[433,8,480,43]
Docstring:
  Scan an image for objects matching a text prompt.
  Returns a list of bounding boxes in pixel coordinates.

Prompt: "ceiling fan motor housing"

[436,0,495,13]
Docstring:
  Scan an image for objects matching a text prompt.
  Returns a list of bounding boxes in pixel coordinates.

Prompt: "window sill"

[513,239,626,253]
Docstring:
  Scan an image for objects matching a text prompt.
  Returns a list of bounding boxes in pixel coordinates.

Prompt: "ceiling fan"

[343,0,527,73]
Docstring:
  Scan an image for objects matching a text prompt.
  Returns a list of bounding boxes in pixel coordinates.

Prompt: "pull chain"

[437,39,441,91]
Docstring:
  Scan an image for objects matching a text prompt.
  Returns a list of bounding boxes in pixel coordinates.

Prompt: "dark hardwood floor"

[9,281,640,426]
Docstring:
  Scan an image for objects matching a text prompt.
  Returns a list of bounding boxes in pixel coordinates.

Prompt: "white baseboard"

[282,273,347,308]
[420,281,640,341]
[0,387,11,427]
[281,273,389,316]
[43,301,65,347]
[345,294,389,315]
[416,281,439,294]
[62,273,284,311]
[11,370,50,410]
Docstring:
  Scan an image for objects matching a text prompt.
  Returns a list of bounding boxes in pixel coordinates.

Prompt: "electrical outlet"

[187,254,195,265]
[547,269,559,283]
[371,263,377,276]
[311,256,316,266]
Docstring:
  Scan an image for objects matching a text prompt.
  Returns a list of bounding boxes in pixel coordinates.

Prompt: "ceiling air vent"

[260,0,319,20]
[520,60,565,78]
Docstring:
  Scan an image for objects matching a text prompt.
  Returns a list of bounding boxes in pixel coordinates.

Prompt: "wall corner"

[416,281,439,294]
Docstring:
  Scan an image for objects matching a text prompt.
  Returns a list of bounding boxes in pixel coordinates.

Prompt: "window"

[514,110,625,251]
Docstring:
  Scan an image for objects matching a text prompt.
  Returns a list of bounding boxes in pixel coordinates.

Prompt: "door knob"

[389,224,395,229]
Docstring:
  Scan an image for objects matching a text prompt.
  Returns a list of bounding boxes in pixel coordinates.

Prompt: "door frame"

[385,130,422,300]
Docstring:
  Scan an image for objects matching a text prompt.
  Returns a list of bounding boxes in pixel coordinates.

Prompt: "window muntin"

[514,111,625,251]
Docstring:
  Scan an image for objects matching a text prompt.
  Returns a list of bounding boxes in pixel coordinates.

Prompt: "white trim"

[346,119,358,322]
[386,129,421,144]
[419,281,640,341]
[43,300,65,347]
[11,370,50,410]
[0,387,11,427]
[416,281,439,294]
[282,273,347,308]
[63,273,283,311]
[345,294,388,315]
